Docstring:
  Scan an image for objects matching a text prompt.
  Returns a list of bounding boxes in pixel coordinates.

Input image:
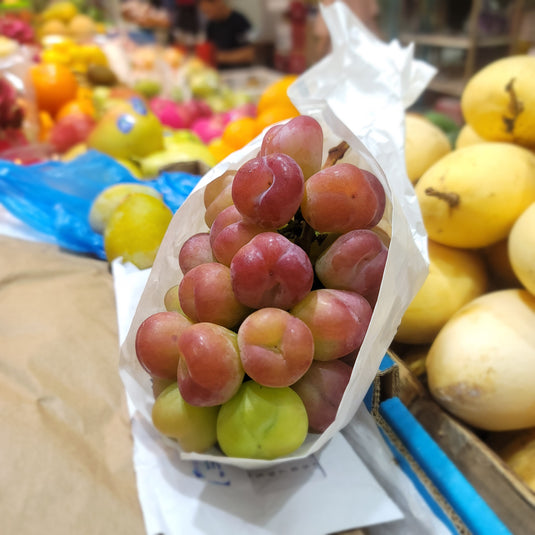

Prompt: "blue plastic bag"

[0,150,201,259]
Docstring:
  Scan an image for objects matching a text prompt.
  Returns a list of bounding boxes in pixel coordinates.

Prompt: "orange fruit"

[256,105,299,131]
[208,137,235,163]
[38,111,55,142]
[56,98,95,120]
[76,86,93,101]
[257,75,298,116]
[221,116,261,150]
[29,63,79,117]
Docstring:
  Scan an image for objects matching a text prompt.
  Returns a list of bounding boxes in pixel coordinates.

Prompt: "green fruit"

[133,78,162,99]
[170,86,184,102]
[216,381,308,460]
[164,129,202,147]
[152,383,219,453]
[138,142,216,178]
[88,98,165,160]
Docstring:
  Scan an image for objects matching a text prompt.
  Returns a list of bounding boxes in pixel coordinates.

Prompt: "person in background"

[313,0,381,61]
[197,0,255,69]
[172,0,202,48]
[120,0,172,42]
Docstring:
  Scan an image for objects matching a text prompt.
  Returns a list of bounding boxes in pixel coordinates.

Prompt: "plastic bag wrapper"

[118,2,434,469]
[0,39,40,145]
[0,150,201,258]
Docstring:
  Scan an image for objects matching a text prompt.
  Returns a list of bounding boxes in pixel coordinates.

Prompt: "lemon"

[42,2,78,23]
[67,14,96,41]
[103,193,173,269]
[39,19,69,39]
[89,183,162,233]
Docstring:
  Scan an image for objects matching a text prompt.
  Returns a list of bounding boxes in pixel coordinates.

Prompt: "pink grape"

[291,359,353,433]
[178,232,215,274]
[315,229,388,307]
[301,163,386,233]
[179,262,250,328]
[209,205,264,266]
[260,115,324,179]
[135,311,193,380]
[291,289,373,361]
[231,153,304,229]
[237,307,314,388]
[177,322,244,407]
[230,232,314,310]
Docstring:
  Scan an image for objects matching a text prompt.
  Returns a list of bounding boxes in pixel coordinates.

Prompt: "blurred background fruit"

[87,97,164,160]
[29,62,78,117]
[256,74,298,116]
[103,192,173,269]
[55,96,95,121]
[89,183,163,234]
[221,116,260,151]
[40,1,78,23]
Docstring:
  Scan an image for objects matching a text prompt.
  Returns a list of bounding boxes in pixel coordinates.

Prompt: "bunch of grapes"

[135,115,390,460]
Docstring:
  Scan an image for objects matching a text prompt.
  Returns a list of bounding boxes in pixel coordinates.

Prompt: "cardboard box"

[371,353,535,534]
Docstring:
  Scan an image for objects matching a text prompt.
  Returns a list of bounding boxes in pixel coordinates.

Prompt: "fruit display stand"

[2,3,535,535]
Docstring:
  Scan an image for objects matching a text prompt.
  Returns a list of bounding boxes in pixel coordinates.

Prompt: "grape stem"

[279,141,351,255]
[322,141,350,169]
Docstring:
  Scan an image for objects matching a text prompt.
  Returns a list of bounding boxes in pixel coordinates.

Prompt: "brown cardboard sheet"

[0,236,145,535]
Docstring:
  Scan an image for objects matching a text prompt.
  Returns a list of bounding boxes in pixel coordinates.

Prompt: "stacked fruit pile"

[20,61,302,268]
[395,54,535,492]
[26,46,298,167]
[36,1,103,42]
[128,114,392,461]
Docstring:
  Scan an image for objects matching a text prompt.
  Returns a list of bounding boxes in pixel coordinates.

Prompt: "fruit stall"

[1,1,535,534]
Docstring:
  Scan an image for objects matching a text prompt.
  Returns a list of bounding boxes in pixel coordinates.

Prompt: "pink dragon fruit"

[0,17,34,45]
